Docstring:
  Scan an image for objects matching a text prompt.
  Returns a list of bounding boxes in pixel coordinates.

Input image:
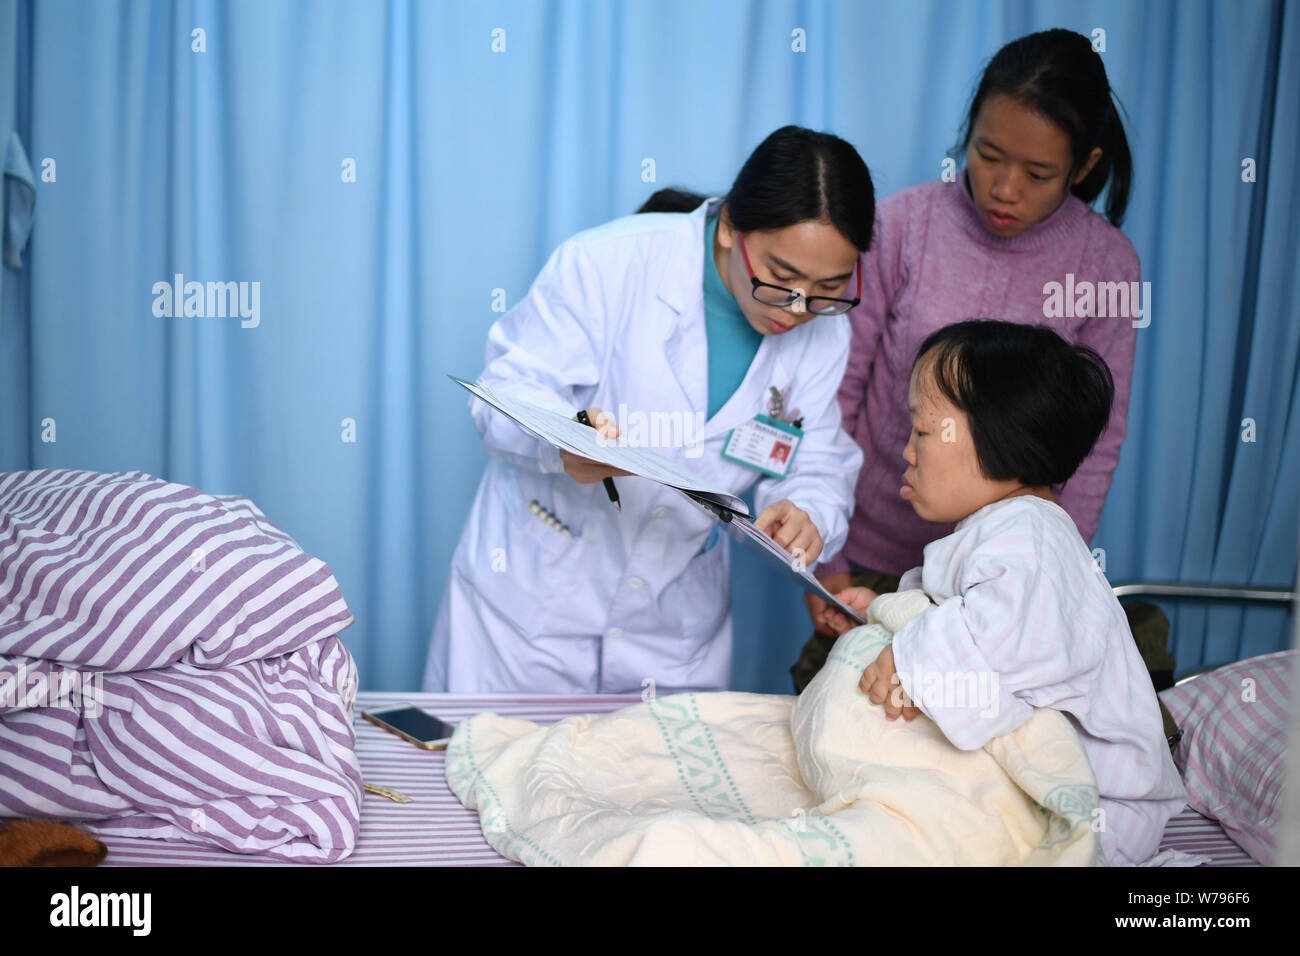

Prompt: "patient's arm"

[889,556,1104,751]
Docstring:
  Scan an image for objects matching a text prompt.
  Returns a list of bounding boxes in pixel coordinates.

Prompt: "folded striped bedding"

[0,469,363,863]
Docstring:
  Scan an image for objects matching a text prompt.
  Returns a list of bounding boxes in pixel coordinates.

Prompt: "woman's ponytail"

[1098,101,1132,228]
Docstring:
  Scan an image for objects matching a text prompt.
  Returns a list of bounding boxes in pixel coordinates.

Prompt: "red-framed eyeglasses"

[736,232,862,315]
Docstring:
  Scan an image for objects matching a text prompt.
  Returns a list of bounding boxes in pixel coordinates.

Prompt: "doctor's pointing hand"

[754,500,823,566]
[424,125,872,695]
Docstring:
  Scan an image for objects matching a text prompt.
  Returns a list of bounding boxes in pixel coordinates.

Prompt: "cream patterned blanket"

[445,590,1102,865]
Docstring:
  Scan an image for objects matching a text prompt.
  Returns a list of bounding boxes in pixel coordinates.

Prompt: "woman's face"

[714,212,860,336]
[902,353,1005,524]
[964,94,1102,238]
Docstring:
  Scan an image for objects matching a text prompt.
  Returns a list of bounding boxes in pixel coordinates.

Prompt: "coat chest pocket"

[454,470,587,635]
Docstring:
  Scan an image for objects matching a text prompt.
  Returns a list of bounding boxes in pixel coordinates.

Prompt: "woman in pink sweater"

[794,28,1145,691]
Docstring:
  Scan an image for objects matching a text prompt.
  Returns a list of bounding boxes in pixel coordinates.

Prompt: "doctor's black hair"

[912,319,1115,489]
[959,28,1133,227]
[723,125,875,251]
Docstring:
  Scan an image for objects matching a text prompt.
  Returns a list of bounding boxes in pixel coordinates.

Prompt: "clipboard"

[451,375,749,517]
[455,374,867,628]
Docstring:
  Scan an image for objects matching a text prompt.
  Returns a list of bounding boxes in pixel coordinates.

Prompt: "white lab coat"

[423,199,863,694]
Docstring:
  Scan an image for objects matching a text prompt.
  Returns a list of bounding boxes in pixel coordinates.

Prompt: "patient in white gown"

[820,319,1187,866]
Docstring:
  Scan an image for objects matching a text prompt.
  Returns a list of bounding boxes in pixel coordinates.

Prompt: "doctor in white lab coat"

[424,126,874,694]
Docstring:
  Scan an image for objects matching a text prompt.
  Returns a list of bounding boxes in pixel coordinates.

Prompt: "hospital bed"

[87,576,1292,867]
[7,470,1287,865]
[85,689,1257,867]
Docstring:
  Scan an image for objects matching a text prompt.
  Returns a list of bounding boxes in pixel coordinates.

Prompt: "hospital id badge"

[721,414,802,478]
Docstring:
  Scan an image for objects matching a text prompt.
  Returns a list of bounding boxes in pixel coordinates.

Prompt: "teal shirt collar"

[701,215,765,420]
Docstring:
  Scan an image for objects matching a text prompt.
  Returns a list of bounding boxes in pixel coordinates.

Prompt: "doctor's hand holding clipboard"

[423,125,872,697]
[566,405,826,563]
[564,408,629,509]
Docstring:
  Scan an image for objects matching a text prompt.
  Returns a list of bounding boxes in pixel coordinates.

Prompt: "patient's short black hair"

[913,319,1115,488]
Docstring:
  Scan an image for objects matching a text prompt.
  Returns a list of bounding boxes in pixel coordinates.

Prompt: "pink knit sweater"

[822,172,1141,577]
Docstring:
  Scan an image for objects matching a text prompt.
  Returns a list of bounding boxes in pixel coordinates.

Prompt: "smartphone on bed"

[362,704,457,750]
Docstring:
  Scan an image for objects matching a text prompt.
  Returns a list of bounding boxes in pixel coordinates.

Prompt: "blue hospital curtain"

[0,0,1295,692]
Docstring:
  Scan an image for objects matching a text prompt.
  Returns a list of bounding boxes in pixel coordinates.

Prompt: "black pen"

[574,409,622,511]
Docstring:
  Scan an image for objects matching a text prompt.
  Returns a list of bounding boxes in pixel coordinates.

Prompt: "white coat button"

[651,507,667,518]
[607,627,625,639]
[626,577,645,589]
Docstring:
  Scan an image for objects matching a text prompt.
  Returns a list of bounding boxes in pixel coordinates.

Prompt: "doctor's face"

[901,351,1000,524]
[714,213,860,336]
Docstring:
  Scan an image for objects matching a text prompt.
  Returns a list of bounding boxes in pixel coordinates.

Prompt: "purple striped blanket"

[0,469,362,862]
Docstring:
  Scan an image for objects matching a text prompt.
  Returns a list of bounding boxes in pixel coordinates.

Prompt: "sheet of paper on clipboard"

[680,491,867,627]
[451,375,749,517]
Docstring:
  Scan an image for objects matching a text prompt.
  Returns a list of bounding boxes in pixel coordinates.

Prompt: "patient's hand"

[819,586,877,634]
[859,645,919,722]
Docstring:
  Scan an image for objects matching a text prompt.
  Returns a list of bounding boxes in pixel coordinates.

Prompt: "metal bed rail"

[1108,580,1297,684]
[1110,581,1297,604]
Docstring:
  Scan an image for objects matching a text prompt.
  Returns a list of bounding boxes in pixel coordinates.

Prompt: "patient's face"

[901,354,1007,523]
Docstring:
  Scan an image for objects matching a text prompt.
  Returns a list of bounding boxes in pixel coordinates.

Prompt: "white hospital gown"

[889,494,1188,866]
